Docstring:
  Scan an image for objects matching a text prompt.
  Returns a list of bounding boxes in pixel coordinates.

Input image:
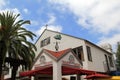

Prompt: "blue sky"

[0,0,120,51]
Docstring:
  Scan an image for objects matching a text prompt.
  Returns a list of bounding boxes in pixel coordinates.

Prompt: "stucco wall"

[34,29,116,72]
[35,30,84,58]
[85,42,116,72]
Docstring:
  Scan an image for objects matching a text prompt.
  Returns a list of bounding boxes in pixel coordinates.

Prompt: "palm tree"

[0,11,37,80]
[116,42,120,71]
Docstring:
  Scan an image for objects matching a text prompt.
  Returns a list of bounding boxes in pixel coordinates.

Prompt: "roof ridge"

[46,29,85,40]
[44,48,71,59]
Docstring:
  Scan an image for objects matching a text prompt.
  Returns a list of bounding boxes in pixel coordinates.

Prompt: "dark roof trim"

[34,29,47,45]
[34,29,85,45]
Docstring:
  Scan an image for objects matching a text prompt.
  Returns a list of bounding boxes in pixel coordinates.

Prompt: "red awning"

[36,66,52,75]
[20,66,95,77]
[62,66,95,75]
[20,69,37,77]
[85,73,110,79]
[20,66,52,77]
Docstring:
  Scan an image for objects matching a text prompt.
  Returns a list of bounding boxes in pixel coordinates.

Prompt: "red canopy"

[20,66,52,77]
[20,66,95,77]
[85,73,110,79]
[62,66,95,75]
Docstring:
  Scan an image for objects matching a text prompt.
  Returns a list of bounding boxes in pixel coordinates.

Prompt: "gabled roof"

[34,29,84,45]
[32,48,82,67]
[44,48,70,59]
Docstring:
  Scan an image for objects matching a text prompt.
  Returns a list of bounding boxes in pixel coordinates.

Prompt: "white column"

[31,76,34,80]
[53,61,62,80]
[83,45,89,69]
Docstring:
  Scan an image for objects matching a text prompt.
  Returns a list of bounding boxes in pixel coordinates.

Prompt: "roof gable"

[44,48,70,59]
[34,29,85,45]
[44,48,82,67]
[35,29,112,54]
[33,48,82,67]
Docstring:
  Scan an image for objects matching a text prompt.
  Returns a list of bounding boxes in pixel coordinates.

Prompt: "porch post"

[53,62,62,80]
[31,76,34,80]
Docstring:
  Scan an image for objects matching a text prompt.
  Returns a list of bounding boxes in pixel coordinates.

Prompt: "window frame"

[86,46,92,61]
[108,56,114,67]
[40,37,50,47]
[72,46,84,61]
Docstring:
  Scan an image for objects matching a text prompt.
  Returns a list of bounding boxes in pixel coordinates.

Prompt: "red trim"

[62,66,95,75]
[20,66,95,77]
[20,66,53,77]
[85,73,110,79]
[45,48,70,58]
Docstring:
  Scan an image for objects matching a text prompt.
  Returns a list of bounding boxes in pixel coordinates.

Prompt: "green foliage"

[0,11,37,79]
[116,42,120,70]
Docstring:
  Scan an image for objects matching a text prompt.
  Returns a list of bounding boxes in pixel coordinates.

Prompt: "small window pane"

[108,56,114,67]
[86,46,92,61]
[40,37,50,47]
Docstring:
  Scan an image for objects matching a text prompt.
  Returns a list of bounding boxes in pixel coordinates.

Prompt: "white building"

[18,29,117,80]
[35,29,116,71]
[20,29,115,80]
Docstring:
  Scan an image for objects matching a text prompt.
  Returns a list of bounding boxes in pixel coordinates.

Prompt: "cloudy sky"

[0,0,120,51]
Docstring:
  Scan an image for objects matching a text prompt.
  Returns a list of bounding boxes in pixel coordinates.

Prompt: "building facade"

[4,29,116,80]
[34,29,116,73]
[31,48,83,80]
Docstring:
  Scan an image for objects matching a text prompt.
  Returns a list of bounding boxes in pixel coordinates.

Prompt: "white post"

[31,76,34,80]
[53,61,62,80]
[83,45,89,69]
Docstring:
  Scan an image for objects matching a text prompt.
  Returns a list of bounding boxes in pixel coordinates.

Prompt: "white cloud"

[98,34,120,51]
[31,20,39,26]
[47,15,56,25]
[49,0,120,34]
[49,0,120,51]
[0,0,7,9]
[35,15,62,36]
[23,8,29,14]
[0,8,20,14]
[35,25,62,36]
[12,8,20,14]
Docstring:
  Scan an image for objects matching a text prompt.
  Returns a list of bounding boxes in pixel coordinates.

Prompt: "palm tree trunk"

[11,66,18,80]
[0,41,3,80]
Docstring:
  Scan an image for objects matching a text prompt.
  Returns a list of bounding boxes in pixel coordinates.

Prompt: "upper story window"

[40,37,50,47]
[72,46,84,61]
[86,46,92,61]
[108,56,114,67]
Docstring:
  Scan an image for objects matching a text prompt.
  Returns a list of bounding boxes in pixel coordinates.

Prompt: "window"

[70,76,76,80]
[104,54,110,72]
[72,46,84,61]
[41,37,50,47]
[86,46,92,61]
[108,56,114,67]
